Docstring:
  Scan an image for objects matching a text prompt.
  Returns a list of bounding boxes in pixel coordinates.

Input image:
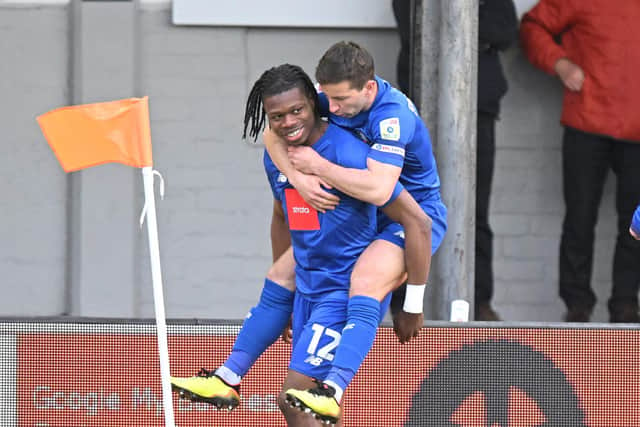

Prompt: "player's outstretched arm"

[263,127,339,212]
[380,189,432,344]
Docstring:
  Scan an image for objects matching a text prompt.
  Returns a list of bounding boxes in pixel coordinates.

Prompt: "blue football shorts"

[289,290,391,380]
[376,198,448,254]
[289,290,349,380]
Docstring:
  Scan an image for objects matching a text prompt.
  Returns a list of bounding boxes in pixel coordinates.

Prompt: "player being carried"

[172,40,447,425]
[172,62,430,426]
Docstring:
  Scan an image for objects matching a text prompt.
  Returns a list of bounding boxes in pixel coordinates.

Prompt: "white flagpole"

[141,166,175,427]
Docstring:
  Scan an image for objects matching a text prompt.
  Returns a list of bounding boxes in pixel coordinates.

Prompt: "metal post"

[415,0,478,320]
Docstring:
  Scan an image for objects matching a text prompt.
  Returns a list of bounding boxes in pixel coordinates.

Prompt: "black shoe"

[564,307,592,323]
[475,303,501,321]
[609,303,640,323]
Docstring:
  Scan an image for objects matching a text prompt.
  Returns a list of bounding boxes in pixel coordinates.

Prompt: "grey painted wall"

[0,3,68,316]
[0,1,622,322]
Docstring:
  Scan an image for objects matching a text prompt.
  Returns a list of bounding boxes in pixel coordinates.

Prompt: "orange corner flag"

[37,96,153,172]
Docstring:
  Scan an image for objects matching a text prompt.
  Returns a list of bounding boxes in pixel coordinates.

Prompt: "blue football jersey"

[319,76,442,206]
[264,123,378,300]
[632,204,640,236]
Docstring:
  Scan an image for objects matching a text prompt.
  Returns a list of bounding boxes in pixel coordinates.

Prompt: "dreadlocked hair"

[243,64,320,142]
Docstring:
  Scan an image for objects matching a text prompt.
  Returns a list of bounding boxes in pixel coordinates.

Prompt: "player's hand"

[281,318,293,344]
[392,310,423,344]
[630,227,639,240]
[287,145,323,174]
[289,172,339,212]
[554,58,584,92]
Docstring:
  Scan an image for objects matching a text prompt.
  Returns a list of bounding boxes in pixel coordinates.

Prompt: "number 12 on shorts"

[305,324,341,366]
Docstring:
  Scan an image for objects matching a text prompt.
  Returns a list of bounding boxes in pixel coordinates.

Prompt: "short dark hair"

[315,41,375,90]
[243,64,320,142]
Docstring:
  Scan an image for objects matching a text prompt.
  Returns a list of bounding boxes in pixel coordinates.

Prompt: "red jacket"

[520,0,640,143]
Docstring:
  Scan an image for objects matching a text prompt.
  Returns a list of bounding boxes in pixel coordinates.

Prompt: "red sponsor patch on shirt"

[285,188,320,230]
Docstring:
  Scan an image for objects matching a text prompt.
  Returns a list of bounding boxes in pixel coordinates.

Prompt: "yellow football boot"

[285,382,340,425]
[171,368,240,410]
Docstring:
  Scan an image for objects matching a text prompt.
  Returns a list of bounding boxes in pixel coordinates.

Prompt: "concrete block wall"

[0,1,624,322]
[0,3,69,316]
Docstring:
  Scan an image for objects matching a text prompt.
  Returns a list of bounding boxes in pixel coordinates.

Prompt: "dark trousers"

[560,127,640,313]
[475,112,496,306]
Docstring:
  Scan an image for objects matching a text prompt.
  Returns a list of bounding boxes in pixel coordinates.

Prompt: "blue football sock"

[324,295,380,401]
[222,278,294,379]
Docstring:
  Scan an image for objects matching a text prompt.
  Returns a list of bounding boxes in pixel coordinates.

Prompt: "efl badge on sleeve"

[380,117,400,141]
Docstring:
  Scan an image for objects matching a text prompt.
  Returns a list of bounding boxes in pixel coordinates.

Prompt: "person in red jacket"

[520,0,640,323]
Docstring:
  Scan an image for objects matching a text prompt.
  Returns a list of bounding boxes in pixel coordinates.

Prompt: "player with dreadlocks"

[171,63,429,425]
[264,42,447,423]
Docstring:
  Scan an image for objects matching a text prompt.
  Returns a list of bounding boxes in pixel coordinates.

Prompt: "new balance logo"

[304,355,324,366]
[394,230,405,239]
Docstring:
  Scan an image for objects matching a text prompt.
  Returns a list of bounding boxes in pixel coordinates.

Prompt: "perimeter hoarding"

[1,321,638,426]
